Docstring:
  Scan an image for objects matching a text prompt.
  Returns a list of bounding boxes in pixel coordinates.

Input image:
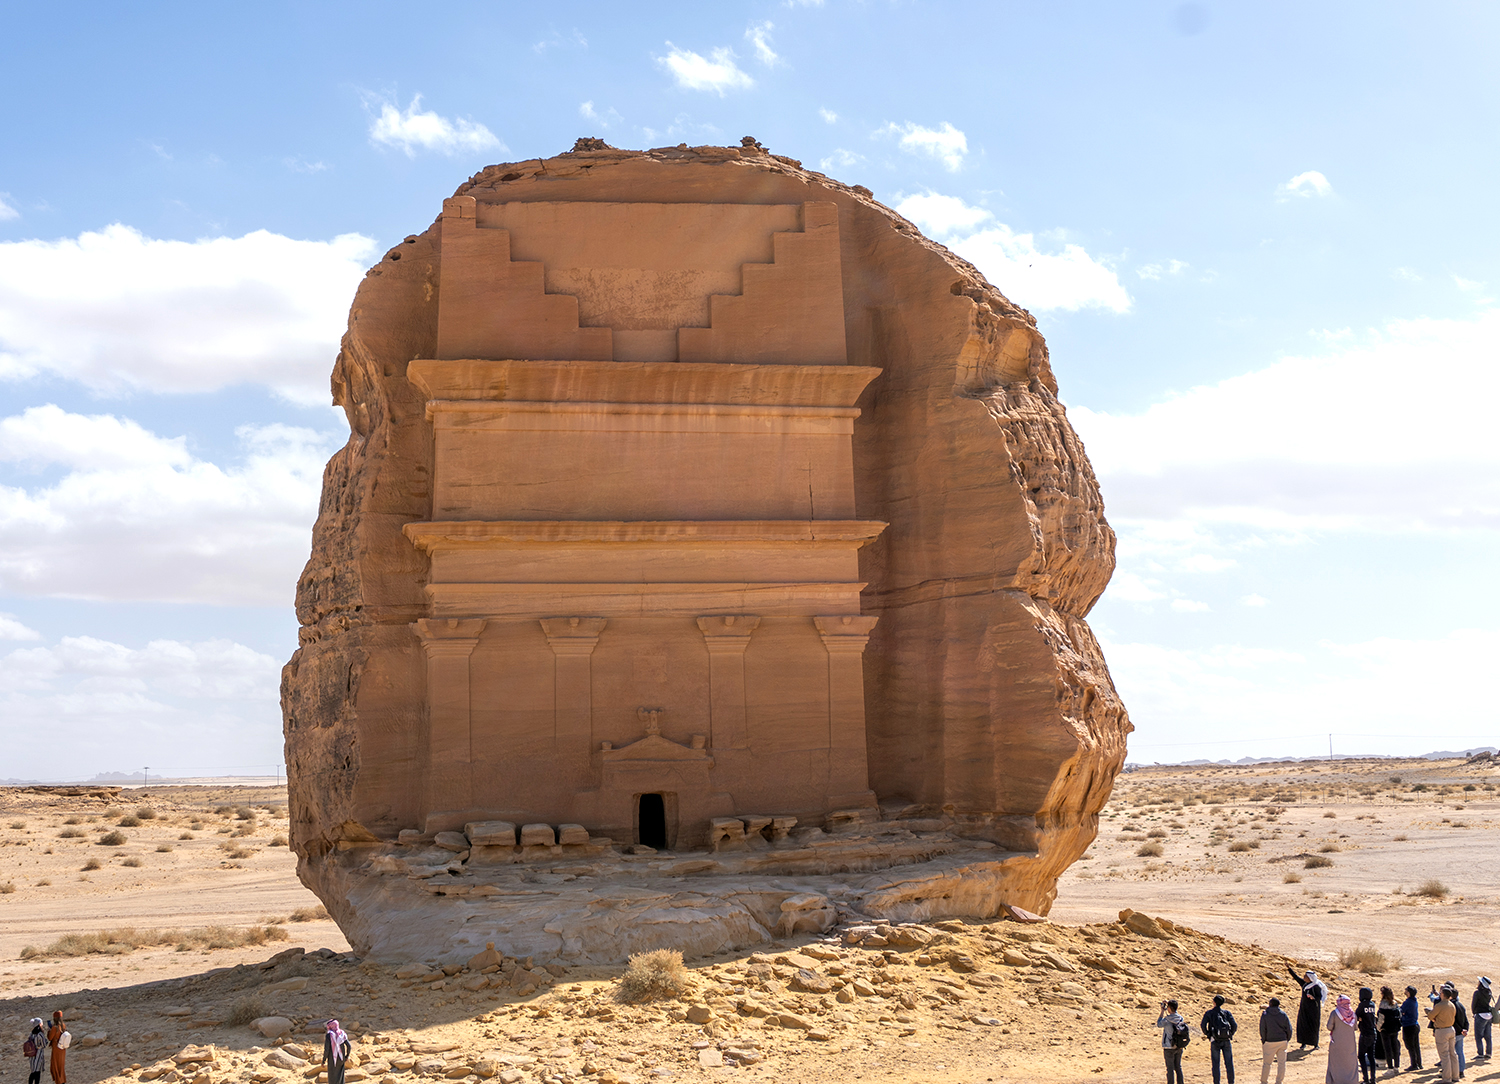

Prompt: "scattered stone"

[251,1017,293,1039]
[264,1049,307,1071]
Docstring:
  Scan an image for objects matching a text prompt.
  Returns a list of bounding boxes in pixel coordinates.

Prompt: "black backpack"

[1173,1020,1192,1048]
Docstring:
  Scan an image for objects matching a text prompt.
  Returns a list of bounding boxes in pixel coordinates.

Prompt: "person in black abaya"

[1288,966,1328,1049]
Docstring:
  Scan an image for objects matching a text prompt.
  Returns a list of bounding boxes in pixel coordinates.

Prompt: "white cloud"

[819,148,863,172]
[284,157,328,174]
[0,613,40,640]
[1240,594,1270,607]
[745,21,778,65]
[1178,553,1236,573]
[880,121,968,172]
[0,634,283,780]
[894,191,992,236]
[579,101,623,129]
[1113,630,1500,761]
[1170,598,1211,613]
[953,224,1132,313]
[1070,308,1500,533]
[532,28,587,54]
[1136,259,1188,280]
[1106,572,1168,603]
[657,44,754,95]
[368,95,503,157]
[818,108,837,124]
[1277,170,1333,200]
[0,224,376,404]
[0,406,340,605]
[1392,267,1421,282]
[0,194,18,222]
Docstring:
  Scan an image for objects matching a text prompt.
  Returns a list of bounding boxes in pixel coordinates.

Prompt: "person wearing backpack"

[1201,994,1238,1084]
[1159,998,1190,1084]
[24,1018,48,1084]
[45,1012,67,1084]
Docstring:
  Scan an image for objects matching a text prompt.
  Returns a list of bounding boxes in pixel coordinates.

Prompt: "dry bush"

[1323,811,1337,818]
[136,805,158,819]
[179,832,195,840]
[1338,945,1401,974]
[1228,841,1253,852]
[1415,879,1449,898]
[117,815,141,827]
[1146,828,1168,838]
[227,993,272,1026]
[0,882,14,894]
[57,829,84,839]
[122,857,143,867]
[36,879,50,886]
[235,806,255,821]
[63,816,81,825]
[225,847,255,860]
[617,949,688,1002]
[1136,842,1164,857]
[1392,834,1408,841]
[1319,843,1342,853]
[270,835,288,847]
[156,843,174,853]
[98,830,127,846]
[1283,872,1302,883]
[289,905,329,922]
[81,858,101,871]
[1305,855,1334,869]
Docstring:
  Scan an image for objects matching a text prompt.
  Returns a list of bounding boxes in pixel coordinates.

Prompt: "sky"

[1,1,1497,778]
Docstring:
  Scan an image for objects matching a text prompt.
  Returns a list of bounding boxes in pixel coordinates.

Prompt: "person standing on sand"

[1378,986,1403,1070]
[1448,985,1469,1079]
[1402,985,1424,1070]
[1159,998,1189,1084]
[24,1018,48,1084]
[1472,977,1493,1059]
[1259,998,1294,1084]
[45,1012,66,1084]
[1202,994,1238,1084]
[1426,984,1459,1083]
[1355,987,1379,1084]
[1289,967,1328,1049]
[1326,993,1359,1084]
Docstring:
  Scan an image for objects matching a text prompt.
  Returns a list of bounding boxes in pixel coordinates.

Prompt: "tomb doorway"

[637,793,668,850]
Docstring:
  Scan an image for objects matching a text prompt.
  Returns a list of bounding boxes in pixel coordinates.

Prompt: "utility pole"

[1328,735,1333,762]
[143,766,149,788]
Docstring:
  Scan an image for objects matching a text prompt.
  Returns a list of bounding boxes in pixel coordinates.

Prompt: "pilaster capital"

[696,615,761,654]
[813,614,879,654]
[414,618,485,657]
[541,616,607,656]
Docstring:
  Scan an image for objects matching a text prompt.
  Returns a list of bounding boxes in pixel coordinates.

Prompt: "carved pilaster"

[814,615,879,807]
[541,618,607,763]
[414,618,486,810]
[696,615,761,750]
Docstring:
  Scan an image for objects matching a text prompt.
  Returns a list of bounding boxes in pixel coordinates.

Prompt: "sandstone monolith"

[282,138,1130,963]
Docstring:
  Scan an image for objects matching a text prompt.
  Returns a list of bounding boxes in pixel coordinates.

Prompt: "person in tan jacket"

[1428,987,1459,1083]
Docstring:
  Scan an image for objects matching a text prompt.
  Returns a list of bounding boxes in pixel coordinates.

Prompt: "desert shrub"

[58,829,84,839]
[236,806,255,820]
[1283,872,1302,883]
[232,825,256,837]
[1228,841,1253,852]
[225,846,254,860]
[1319,843,1341,853]
[1411,783,1428,792]
[289,905,329,922]
[270,835,288,847]
[1146,828,1168,838]
[1392,834,1408,841]
[1323,811,1337,818]
[227,993,272,1026]
[82,858,101,871]
[0,881,14,894]
[156,843,174,853]
[63,816,81,825]
[179,832,195,840]
[98,830,127,846]
[122,857,142,867]
[1136,842,1164,857]
[1338,945,1401,974]
[136,805,158,819]
[117,815,141,827]
[189,821,204,830]
[36,879,50,886]
[617,948,688,1002]
[1415,879,1449,898]
[1304,856,1334,869]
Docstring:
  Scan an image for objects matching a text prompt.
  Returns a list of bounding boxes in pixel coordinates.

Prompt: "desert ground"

[3,756,1497,1084]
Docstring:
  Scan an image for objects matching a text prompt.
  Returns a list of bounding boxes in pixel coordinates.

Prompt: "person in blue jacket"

[1402,986,1424,1071]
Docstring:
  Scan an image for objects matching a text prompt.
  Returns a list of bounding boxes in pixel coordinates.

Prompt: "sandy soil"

[3,758,1497,1084]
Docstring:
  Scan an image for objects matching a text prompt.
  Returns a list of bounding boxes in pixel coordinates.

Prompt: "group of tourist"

[1156,971,1493,1084]
[21,1012,67,1084]
[18,1014,351,1084]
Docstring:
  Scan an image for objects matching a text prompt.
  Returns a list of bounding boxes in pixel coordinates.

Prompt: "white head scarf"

[1306,971,1328,999]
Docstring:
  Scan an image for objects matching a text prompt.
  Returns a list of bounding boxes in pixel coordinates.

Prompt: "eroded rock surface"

[282,141,1130,961]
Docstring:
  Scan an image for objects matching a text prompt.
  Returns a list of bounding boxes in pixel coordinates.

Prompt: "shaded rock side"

[281,143,1131,935]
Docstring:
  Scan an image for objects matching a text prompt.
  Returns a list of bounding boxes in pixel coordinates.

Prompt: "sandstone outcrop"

[282,139,1130,962]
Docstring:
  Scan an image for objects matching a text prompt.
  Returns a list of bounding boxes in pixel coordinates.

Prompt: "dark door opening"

[638,793,668,850]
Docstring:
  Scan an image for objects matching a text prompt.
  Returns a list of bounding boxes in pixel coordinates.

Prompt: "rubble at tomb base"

[282,141,1130,961]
